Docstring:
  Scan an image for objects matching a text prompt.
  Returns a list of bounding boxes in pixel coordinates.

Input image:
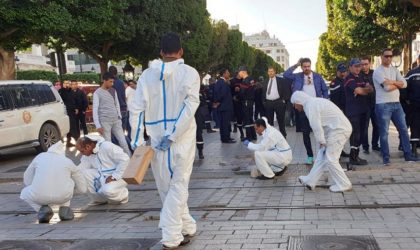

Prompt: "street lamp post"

[123,60,135,80]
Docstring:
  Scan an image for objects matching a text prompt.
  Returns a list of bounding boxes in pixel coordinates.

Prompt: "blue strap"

[168,148,173,178]
[145,118,177,125]
[133,112,144,148]
[269,147,292,152]
[101,168,116,173]
[172,103,186,133]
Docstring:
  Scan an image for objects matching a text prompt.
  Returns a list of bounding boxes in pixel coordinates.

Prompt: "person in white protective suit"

[290,91,353,192]
[20,141,86,223]
[243,117,292,180]
[130,32,198,249]
[76,135,129,205]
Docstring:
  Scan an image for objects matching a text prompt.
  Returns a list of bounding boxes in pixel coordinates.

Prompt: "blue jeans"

[375,102,411,162]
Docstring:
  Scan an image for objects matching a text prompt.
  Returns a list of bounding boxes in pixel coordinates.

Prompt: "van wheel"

[36,123,60,152]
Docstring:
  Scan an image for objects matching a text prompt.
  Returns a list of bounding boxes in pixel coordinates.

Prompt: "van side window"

[8,85,39,108]
[35,84,56,104]
[0,87,12,111]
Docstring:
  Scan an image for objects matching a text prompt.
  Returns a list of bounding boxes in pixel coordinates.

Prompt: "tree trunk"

[99,59,109,79]
[0,47,15,80]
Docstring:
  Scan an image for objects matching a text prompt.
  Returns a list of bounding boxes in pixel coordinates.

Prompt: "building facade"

[244,30,290,69]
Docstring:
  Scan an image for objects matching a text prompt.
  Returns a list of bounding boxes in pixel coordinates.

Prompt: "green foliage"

[16,70,58,83]
[16,70,100,83]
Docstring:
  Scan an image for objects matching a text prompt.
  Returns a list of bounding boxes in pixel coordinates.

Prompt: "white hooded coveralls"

[291,91,353,192]
[20,142,86,211]
[79,135,129,203]
[247,117,292,178]
[130,59,199,247]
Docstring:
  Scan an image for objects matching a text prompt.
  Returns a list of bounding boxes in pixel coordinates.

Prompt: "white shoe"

[298,176,314,190]
[329,184,352,192]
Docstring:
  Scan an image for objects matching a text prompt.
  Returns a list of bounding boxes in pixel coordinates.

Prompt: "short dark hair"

[108,66,118,76]
[77,137,97,148]
[219,68,229,76]
[160,32,182,54]
[267,66,276,72]
[361,56,371,62]
[70,79,77,83]
[255,119,267,128]
[382,48,393,55]
[300,58,311,66]
[102,72,114,81]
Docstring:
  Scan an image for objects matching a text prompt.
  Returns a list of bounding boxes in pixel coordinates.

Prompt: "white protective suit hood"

[84,135,105,153]
[290,91,313,107]
[47,141,66,155]
[149,59,184,81]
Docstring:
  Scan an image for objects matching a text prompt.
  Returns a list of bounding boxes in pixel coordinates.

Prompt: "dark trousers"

[254,101,265,120]
[219,110,232,142]
[349,112,368,149]
[67,111,80,141]
[297,111,313,157]
[242,100,257,140]
[264,99,287,137]
[410,102,420,141]
[212,107,221,128]
[362,107,379,150]
[78,111,88,135]
[195,112,204,151]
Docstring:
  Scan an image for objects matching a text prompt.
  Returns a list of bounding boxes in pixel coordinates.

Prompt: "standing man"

[92,72,132,156]
[238,66,257,141]
[344,58,373,165]
[284,58,329,165]
[329,63,347,112]
[76,135,129,205]
[214,68,235,143]
[109,66,129,133]
[360,56,380,153]
[254,76,265,120]
[243,117,291,180]
[130,32,198,249]
[59,81,79,147]
[126,79,137,140]
[404,55,420,155]
[70,80,89,136]
[291,91,353,192]
[262,67,292,138]
[231,73,245,139]
[373,48,419,165]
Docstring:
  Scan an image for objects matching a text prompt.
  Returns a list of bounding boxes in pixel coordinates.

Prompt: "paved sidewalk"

[0,124,419,249]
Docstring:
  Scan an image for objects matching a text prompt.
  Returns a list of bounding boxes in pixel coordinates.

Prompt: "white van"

[0,80,69,153]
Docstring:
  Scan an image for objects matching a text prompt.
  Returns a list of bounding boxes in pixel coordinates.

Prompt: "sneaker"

[383,158,391,166]
[38,205,54,224]
[329,184,352,193]
[305,157,314,165]
[163,238,190,249]
[58,206,74,221]
[405,156,420,162]
[372,146,381,151]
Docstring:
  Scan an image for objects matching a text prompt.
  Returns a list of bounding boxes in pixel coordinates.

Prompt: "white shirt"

[303,73,316,97]
[266,77,280,100]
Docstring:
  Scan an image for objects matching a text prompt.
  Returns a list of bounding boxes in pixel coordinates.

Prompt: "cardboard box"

[123,146,154,184]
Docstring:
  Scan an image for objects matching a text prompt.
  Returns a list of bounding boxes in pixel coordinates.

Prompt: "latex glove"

[243,140,250,147]
[156,135,172,151]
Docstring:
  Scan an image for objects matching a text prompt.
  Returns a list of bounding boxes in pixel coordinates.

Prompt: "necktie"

[267,78,273,95]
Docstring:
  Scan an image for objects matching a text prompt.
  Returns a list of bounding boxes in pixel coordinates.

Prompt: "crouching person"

[20,142,86,223]
[244,117,292,180]
[76,135,129,205]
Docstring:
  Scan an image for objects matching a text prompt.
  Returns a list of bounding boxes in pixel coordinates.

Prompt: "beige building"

[244,30,290,69]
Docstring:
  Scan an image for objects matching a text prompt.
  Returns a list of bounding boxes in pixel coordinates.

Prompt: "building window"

[277,56,281,62]
[259,43,263,47]
[266,50,271,54]
[276,49,280,53]
[282,56,285,62]
[273,43,277,46]
[281,49,284,53]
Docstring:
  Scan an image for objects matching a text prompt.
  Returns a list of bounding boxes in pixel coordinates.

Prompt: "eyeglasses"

[384,55,393,58]
[307,76,312,84]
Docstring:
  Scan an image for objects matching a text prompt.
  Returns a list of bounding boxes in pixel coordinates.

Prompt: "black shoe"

[38,205,54,224]
[198,152,204,159]
[256,175,274,180]
[222,139,236,144]
[274,166,288,176]
[207,129,216,133]
[340,151,350,157]
[405,156,420,162]
[363,149,369,154]
[372,146,381,151]
[163,238,191,249]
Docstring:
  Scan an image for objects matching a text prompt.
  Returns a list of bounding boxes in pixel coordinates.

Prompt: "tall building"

[244,30,290,69]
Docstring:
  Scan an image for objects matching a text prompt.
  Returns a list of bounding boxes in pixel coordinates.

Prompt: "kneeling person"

[20,142,86,223]
[244,117,292,180]
[76,135,129,205]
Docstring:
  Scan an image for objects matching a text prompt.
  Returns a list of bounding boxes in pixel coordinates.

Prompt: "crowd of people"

[19,31,420,249]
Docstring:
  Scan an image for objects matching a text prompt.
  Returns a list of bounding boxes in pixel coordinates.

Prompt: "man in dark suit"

[262,67,292,138]
[214,68,236,143]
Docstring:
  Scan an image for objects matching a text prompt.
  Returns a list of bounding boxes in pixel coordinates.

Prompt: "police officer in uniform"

[231,73,244,139]
[238,66,257,141]
[344,58,373,165]
[195,84,211,159]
